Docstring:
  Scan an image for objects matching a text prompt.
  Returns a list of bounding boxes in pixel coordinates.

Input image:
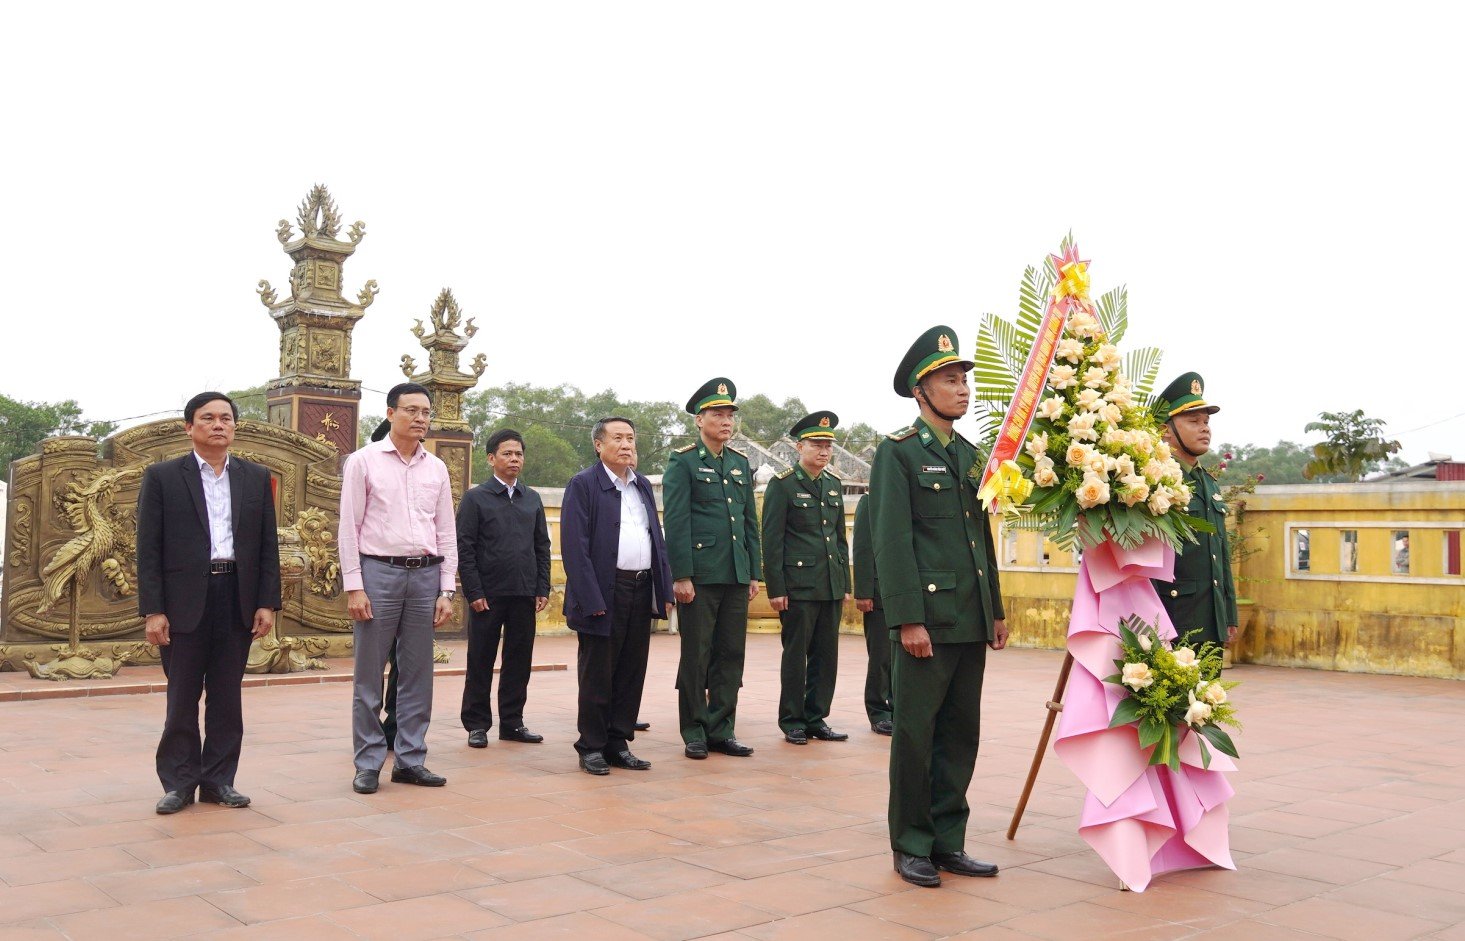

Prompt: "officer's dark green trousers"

[889,639,986,855]
[676,583,749,743]
[777,600,841,733]
[862,608,892,725]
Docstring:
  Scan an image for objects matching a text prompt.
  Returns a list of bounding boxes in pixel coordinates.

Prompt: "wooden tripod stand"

[1006,651,1073,840]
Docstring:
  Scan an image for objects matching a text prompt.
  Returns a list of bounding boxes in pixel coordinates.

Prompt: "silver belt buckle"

[404,556,424,569]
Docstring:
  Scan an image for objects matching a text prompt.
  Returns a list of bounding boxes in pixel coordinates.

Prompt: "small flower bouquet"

[1104,615,1240,770]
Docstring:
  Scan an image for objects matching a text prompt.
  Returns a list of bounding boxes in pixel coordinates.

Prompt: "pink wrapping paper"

[1052,537,1235,891]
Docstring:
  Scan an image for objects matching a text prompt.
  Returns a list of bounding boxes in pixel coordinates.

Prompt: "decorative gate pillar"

[260,184,377,463]
[399,288,486,504]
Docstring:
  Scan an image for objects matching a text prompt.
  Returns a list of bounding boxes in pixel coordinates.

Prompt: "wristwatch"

[439,591,456,601]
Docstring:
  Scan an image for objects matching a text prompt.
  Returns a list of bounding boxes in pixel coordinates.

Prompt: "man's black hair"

[485,428,525,455]
[183,391,238,424]
[386,382,432,408]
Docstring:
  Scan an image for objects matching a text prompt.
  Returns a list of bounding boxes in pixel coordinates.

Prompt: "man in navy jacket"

[560,417,674,774]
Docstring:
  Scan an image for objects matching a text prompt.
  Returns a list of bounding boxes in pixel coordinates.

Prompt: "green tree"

[731,393,808,445]
[1210,440,1315,485]
[225,384,269,421]
[1302,410,1402,482]
[0,394,118,472]
[359,414,384,447]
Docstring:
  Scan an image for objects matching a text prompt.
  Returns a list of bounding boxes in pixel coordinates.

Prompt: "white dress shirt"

[195,452,234,561]
[604,463,652,571]
[495,474,518,500]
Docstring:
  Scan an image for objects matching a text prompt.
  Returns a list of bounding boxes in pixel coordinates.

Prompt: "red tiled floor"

[1,634,1463,939]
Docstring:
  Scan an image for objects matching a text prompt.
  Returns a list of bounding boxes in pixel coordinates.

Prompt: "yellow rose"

[1076,389,1103,411]
[1067,311,1102,340]
[1098,403,1123,426]
[1056,337,1086,364]
[1050,365,1078,390]
[1025,431,1050,458]
[1076,473,1111,509]
[1156,441,1173,462]
[1184,691,1213,726]
[1202,682,1228,705]
[1118,474,1150,506]
[1142,459,1166,484]
[1172,647,1198,668]
[1082,367,1111,390]
[1068,412,1098,442]
[1066,442,1094,468]
[1038,395,1067,420]
[1121,662,1154,691]
[1093,343,1123,371]
[1085,451,1109,476]
[1033,462,1060,487]
[1148,489,1173,515]
[1115,455,1137,478]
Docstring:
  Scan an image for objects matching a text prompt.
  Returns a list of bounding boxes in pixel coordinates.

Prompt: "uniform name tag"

[922,465,949,474]
[698,467,715,473]
[796,492,814,500]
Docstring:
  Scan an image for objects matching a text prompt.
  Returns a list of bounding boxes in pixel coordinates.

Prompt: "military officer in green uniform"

[869,325,1007,889]
[1152,372,1239,651]
[663,378,763,759]
[851,493,892,736]
[762,411,851,745]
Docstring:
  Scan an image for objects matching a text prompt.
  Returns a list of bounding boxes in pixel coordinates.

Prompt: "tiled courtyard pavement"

[2,633,1463,940]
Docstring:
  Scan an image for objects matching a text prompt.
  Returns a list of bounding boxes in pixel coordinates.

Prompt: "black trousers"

[460,595,537,732]
[862,606,892,724]
[575,574,653,755]
[156,572,252,794]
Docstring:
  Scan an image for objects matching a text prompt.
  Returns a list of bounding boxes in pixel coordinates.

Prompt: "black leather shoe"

[634,721,651,731]
[607,750,651,770]
[807,726,849,741]
[499,726,544,744]
[784,729,808,745]
[871,719,894,736]
[352,770,380,794]
[199,784,251,808]
[467,729,489,748]
[894,851,941,887]
[684,741,708,760]
[155,790,194,815]
[390,765,446,787]
[579,751,611,775]
[931,850,999,877]
[709,738,754,757]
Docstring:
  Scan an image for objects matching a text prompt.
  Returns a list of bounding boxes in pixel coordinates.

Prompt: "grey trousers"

[352,557,438,772]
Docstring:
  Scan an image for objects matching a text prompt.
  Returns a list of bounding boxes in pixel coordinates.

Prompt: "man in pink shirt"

[339,383,458,795]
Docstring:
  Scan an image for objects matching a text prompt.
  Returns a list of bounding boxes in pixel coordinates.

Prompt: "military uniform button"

[1170,589,1178,597]
[730,516,736,522]
[1213,579,1219,586]
[727,497,732,503]
[933,483,942,491]
[696,543,703,549]
[723,479,729,485]
[927,584,937,593]
[965,511,971,518]
[796,561,803,567]
[978,569,984,577]
[732,535,737,541]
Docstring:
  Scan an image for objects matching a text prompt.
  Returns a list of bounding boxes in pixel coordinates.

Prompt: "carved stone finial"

[464,317,479,339]
[296,184,342,240]
[471,353,487,378]
[276,219,294,245]
[428,288,462,333]
[410,318,426,339]
[347,221,366,244]
[356,280,378,309]
[257,280,278,307]
[400,354,417,378]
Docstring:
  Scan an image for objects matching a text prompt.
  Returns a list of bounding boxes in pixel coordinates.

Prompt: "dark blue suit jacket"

[560,462,673,635]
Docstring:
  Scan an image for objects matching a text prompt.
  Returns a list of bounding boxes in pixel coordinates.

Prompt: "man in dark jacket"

[561,417,673,774]
[137,391,281,814]
[457,429,552,746]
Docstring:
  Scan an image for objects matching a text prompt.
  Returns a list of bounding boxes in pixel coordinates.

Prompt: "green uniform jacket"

[761,465,849,601]
[662,442,762,585]
[868,417,1004,643]
[1153,463,1238,647]
[851,493,880,609]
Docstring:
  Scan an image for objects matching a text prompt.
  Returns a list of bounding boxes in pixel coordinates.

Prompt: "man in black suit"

[561,417,673,774]
[457,428,552,747]
[137,391,281,815]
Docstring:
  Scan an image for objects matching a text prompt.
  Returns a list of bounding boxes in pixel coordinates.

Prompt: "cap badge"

[1191,379,1202,395]
[717,382,729,395]
[937,334,954,353]
[818,416,831,427]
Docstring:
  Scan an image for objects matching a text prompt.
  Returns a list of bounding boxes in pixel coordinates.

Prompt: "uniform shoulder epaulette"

[1202,464,1220,480]
[674,443,696,454]
[726,445,747,457]
[775,467,794,479]
[886,426,916,441]
[955,431,980,450]
[825,467,843,479]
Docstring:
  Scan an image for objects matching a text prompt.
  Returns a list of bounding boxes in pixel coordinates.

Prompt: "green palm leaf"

[1124,346,1164,399]
[1095,285,1128,344]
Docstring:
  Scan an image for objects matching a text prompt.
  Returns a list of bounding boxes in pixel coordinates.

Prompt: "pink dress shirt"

[338,437,458,592]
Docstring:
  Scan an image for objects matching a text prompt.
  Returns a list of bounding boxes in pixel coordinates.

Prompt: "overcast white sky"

[3,2,1460,464]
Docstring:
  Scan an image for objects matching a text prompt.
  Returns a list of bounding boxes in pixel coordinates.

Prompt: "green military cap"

[790,410,839,440]
[1158,372,1220,419]
[893,325,973,397]
[685,377,739,414]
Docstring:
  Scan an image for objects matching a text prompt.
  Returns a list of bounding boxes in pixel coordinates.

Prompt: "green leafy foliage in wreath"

[1103,615,1240,772]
